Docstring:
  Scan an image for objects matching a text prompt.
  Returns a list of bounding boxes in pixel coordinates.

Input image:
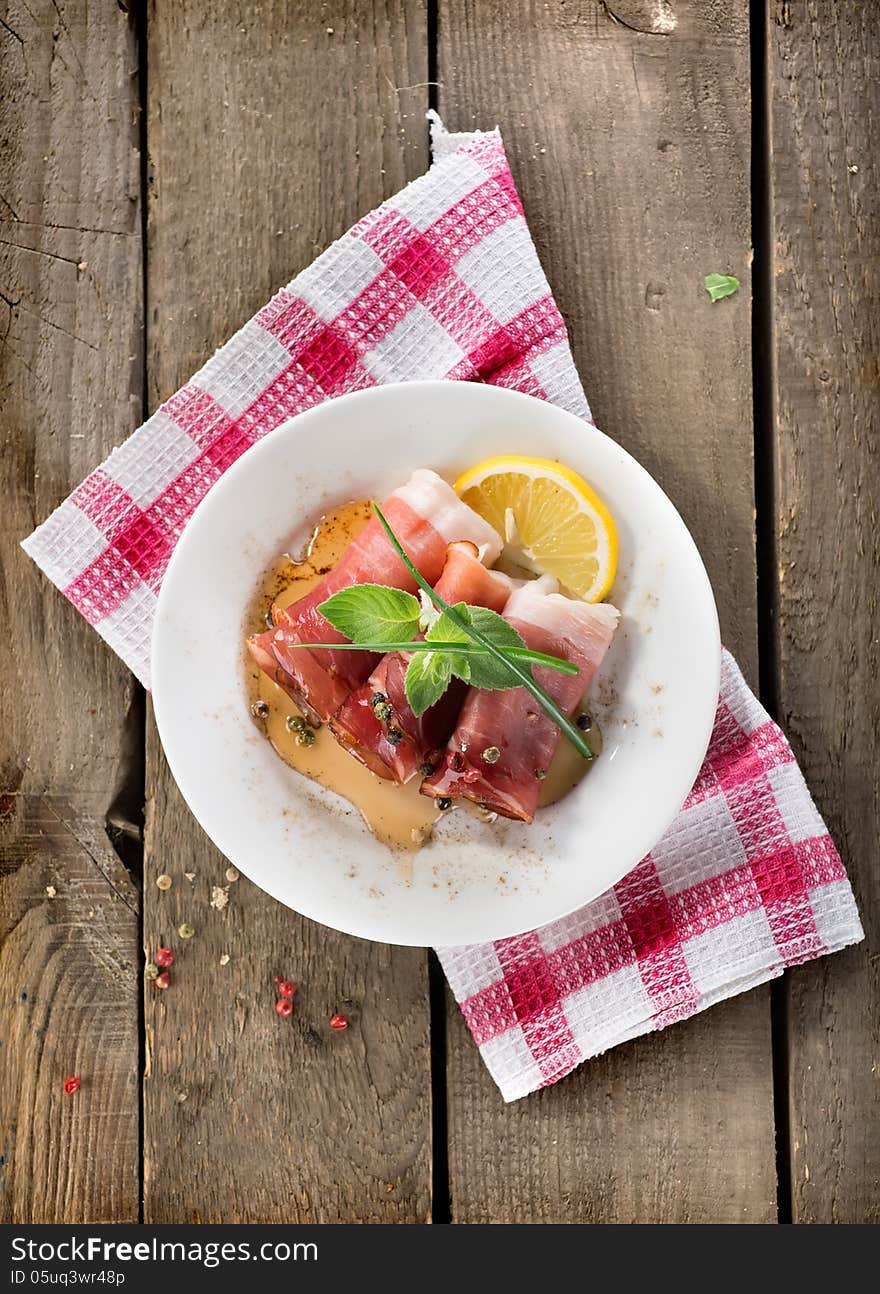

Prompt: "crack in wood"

[0,237,82,267]
[0,16,24,45]
[0,332,34,374]
[8,297,98,350]
[42,798,140,917]
[0,218,132,237]
[0,192,21,221]
[49,0,96,98]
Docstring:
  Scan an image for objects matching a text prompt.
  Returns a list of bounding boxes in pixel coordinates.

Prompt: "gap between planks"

[748,0,792,1226]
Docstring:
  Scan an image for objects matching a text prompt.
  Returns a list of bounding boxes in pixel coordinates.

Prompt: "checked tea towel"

[438,648,862,1099]
[23,117,863,1101]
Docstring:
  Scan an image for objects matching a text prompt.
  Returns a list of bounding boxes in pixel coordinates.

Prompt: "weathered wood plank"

[0,0,142,1222]
[143,1,432,1222]
[768,0,879,1222]
[438,0,777,1221]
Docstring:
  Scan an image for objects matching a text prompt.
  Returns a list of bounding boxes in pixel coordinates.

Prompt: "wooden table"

[1,1,876,1225]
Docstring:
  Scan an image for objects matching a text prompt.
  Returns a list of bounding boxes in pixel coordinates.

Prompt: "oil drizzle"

[539,720,601,808]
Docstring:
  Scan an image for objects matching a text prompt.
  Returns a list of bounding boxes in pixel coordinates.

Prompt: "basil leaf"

[704,273,740,303]
[405,651,454,717]
[318,584,421,645]
[427,604,524,689]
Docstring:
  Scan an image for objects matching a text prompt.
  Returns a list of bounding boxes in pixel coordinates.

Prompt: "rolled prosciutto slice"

[329,542,514,782]
[422,578,619,822]
[247,470,502,723]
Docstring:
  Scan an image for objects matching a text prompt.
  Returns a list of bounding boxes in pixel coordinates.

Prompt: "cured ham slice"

[329,543,514,782]
[422,577,619,822]
[247,470,502,723]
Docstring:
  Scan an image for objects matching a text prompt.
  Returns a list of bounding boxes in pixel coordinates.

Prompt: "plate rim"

[152,380,721,946]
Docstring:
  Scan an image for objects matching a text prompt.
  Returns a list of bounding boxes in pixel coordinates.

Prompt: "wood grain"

[0,0,142,1222]
[437,0,777,1221]
[767,0,879,1222]
[142,1,433,1222]
[3,0,873,1226]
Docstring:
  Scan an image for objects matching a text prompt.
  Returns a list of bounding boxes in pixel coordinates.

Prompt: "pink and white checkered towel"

[23,117,863,1101]
[438,649,862,1099]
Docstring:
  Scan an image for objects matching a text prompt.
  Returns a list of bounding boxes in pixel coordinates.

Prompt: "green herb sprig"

[704,272,740,302]
[301,503,594,760]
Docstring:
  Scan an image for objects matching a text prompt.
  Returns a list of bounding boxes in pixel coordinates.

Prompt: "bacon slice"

[246,471,502,723]
[329,543,514,781]
[422,578,619,822]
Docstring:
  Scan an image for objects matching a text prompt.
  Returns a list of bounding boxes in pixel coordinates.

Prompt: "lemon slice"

[454,455,618,601]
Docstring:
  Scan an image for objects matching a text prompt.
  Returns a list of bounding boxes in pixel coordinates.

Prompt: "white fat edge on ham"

[502,576,620,663]
[480,566,515,604]
[391,469,503,565]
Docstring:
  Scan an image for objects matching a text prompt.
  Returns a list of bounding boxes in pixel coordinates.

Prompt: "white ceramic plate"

[152,382,720,947]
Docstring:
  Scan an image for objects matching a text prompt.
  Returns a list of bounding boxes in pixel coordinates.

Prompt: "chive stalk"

[296,639,578,675]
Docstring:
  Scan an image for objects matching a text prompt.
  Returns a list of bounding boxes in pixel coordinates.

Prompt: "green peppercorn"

[369,692,387,710]
[251,699,269,720]
[386,727,404,746]
[481,746,501,764]
[373,701,394,723]
[418,761,437,777]
[178,922,195,940]
[534,767,547,780]
[286,714,306,733]
[296,728,315,748]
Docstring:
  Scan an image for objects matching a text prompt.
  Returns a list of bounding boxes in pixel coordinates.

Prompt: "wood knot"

[645,282,665,312]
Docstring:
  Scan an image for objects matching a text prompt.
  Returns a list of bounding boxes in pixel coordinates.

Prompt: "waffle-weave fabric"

[437,650,862,1100]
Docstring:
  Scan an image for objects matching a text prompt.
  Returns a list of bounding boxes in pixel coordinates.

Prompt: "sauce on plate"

[245,502,439,852]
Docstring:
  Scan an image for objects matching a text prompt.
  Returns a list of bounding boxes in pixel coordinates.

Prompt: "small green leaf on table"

[704,273,740,303]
